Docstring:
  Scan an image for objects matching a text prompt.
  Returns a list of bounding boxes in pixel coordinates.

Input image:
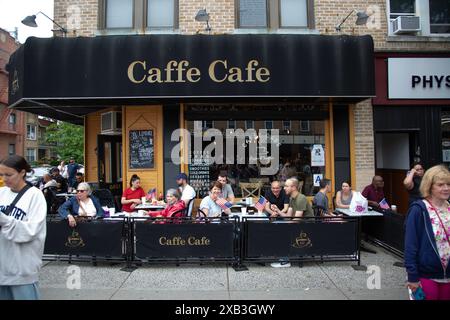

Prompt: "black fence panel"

[244,219,358,259]
[362,212,405,255]
[44,218,126,258]
[134,220,236,260]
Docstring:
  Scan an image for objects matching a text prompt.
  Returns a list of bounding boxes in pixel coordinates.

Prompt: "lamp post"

[21,11,67,37]
[335,10,370,32]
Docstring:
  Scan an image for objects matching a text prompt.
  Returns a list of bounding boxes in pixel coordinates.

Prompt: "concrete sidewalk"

[39,241,409,300]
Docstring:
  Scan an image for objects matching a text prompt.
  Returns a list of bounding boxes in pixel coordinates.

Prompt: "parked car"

[26,166,52,187]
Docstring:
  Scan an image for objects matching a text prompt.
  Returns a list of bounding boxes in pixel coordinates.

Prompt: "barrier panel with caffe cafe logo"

[44,217,127,259]
[242,217,359,262]
[132,217,238,262]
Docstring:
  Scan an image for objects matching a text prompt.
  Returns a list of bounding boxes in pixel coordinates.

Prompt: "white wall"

[375,133,410,170]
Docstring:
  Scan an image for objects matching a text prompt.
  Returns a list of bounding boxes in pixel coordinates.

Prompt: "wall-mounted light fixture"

[195,9,211,33]
[21,11,67,37]
[335,10,370,32]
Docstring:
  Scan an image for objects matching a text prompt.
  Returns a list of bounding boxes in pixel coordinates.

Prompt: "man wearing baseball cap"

[176,173,196,216]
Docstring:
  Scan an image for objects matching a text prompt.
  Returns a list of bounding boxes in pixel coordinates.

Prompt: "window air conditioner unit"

[101,111,122,135]
[392,16,420,34]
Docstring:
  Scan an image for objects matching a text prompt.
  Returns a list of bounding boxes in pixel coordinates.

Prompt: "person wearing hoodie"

[405,164,450,300]
[0,155,47,300]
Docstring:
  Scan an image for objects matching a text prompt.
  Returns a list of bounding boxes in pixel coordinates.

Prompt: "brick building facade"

[0,28,25,160]
[8,1,448,213]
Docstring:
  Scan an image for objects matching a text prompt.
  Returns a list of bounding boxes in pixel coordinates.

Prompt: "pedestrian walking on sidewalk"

[0,155,47,300]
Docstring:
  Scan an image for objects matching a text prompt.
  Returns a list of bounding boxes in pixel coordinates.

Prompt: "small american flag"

[216,197,233,211]
[146,188,157,201]
[379,198,390,210]
[254,196,267,212]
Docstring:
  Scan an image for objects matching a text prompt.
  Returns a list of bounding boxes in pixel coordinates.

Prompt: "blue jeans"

[0,283,40,300]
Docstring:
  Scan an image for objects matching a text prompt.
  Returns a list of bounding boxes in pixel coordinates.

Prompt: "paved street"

[39,241,409,300]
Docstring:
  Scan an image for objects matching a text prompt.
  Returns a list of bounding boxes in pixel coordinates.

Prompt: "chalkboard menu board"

[188,156,210,198]
[129,130,154,169]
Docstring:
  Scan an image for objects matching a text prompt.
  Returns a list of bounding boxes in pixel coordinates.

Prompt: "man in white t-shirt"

[176,173,196,217]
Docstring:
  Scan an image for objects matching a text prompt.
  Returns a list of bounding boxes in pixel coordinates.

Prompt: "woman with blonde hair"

[405,165,450,300]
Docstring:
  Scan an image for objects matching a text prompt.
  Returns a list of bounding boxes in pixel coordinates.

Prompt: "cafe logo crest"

[292,231,312,249]
[65,230,85,248]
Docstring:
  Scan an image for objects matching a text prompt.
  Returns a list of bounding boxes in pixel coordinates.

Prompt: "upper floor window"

[388,0,450,36]
[429,0,450,34]
[8,144,15,156]
[228,120,237,129]
[264,120,273,130]
[236,0,313,29]
[26,148,36,163]
[245,120,254,129]
[389,0,415,20]
[147,0,176,29]
[100,0,178,30]
[26,124,36,140]
[8,113,16,124]
[105,0,133,29]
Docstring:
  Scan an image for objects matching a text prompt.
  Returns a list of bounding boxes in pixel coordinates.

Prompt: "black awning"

[7,34,375,123]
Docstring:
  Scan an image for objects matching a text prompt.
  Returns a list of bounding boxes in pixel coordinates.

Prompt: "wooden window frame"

[235,0,314,29]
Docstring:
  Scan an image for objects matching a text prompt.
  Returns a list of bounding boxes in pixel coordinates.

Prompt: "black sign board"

[44,219,125,258]
[244,220,358,258]
[129,130,154,169]
[134,222,235,259]
[8,34,375,106]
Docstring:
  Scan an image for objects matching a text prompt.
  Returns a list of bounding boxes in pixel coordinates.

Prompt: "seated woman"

[58,182,104,227]
[335,181,355,210]
[148,188,185,220]
[199,182,232,218]
[121,174,146,213]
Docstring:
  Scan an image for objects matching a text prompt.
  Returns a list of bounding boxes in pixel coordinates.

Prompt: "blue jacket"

[58,195,104,219]
[405,200,450,282]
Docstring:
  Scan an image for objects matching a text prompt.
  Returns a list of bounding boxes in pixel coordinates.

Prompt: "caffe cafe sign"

[128,59,270,84]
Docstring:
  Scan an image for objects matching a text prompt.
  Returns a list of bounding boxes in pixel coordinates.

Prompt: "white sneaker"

[270,261,291,268]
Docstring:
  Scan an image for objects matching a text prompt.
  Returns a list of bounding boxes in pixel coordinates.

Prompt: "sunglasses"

[76,190,87,193]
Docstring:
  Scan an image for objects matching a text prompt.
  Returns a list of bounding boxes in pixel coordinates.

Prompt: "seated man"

[270,177,314,268]
[72,172,84,190]
[312,179,340,217]
[176,173,196,216]
[362,175,386,209]
[265,180,289,217]
[51,167,68,193]
[271,177,314,219]
[217,174,235,203]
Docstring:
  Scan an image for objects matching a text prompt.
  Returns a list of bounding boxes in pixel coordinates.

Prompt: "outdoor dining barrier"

[362,210,405,257]
[131,217,241,267]
[44,216,129,264]
[42,215,364,269]
[242,216,360,266]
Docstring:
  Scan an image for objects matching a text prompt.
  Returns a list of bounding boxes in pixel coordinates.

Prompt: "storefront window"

[185,104,327,198]
[442,109,450,166]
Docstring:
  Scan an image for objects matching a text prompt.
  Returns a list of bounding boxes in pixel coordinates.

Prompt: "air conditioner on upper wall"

[392,16,421,34]
[101,111,122,135]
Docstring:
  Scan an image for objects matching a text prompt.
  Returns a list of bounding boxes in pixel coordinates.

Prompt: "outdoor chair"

[239,182,262,198]
[186,197,195,217]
